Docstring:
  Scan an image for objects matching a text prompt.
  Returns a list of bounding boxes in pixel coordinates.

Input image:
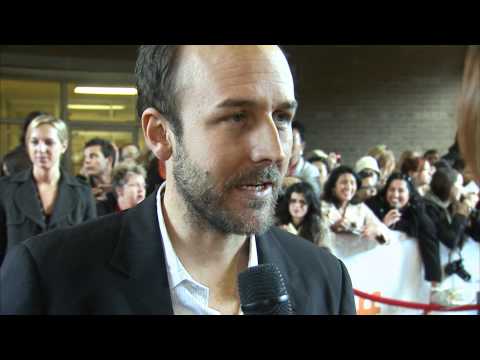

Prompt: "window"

[67,83,137,123]
[0,123,22,155]
[0,79,61,156]
[0,79,60,119]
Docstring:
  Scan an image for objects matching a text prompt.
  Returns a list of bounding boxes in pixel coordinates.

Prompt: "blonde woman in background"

[0,115,97,267]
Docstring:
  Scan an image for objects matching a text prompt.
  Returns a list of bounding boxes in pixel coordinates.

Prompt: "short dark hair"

[84,138,116,166]
[424,149,439,158]
[292,120,306,143]
[453,158,466,173]
[322,165,360,208]
[430,165,459,202]
[135,45,183,139]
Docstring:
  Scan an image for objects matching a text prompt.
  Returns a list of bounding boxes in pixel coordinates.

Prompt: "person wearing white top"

[320,166,392,256]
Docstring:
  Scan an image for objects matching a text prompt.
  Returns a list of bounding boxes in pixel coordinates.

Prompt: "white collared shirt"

[156,183,258,315]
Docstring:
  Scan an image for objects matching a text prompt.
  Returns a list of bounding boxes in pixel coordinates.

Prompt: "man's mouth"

[238,182,273,192]
[234,182,275,200]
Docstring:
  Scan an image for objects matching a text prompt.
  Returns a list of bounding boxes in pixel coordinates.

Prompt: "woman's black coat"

[0,168,97,266]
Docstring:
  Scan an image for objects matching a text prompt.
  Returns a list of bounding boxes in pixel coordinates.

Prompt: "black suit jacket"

[0,192,356,315]
[0,168,97,266]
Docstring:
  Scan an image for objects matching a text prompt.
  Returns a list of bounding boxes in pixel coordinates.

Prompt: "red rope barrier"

[354,289,480,312]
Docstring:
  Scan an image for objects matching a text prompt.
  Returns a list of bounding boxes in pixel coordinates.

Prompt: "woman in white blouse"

[320,166,392,254]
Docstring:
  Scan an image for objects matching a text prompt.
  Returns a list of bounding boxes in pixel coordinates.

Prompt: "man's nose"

[249,115,287,165]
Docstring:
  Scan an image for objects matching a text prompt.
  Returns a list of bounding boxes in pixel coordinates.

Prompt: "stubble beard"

[172,142,282,235]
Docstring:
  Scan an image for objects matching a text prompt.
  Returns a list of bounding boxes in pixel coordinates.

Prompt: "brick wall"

[285,45,468,166]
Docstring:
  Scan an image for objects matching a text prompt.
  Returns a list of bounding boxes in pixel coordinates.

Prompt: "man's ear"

[141,108,174,161]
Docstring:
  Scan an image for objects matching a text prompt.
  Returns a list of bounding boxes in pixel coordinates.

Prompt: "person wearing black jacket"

[423,165,474,283]
[1,45,355,315]
[0,115,97,267]
[365,172,451,305]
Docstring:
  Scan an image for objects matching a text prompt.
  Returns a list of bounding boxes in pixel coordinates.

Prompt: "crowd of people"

[275,122,480,306]
[0,112,478,308]
[0,45,479,315]
[0,111,165,268]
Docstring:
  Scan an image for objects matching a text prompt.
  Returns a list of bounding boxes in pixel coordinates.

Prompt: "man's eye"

[229,112,247,123]
[273,112,292,127]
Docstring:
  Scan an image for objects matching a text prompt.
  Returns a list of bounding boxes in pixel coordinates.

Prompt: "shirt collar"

[156,182,258,290]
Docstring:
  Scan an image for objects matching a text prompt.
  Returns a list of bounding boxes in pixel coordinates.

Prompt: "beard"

[172,142,283,235]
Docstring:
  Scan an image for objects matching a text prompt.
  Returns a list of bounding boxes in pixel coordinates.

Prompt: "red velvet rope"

[354,289,480,313]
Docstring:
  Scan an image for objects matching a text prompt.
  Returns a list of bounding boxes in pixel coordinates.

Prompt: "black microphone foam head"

[238,263,294,315]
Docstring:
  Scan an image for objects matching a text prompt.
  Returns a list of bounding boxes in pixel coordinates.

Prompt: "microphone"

[238,263,294,315]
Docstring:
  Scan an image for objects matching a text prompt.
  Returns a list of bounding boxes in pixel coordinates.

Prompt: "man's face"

[83,145,111,177]
[170,45,297,235]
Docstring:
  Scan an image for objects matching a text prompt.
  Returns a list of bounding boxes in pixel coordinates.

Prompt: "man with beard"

[1,45,355,315]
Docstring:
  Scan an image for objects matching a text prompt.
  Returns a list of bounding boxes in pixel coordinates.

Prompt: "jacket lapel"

[49,171,80,227]
[109,192,174,315]
[107,193,309,314]
[256,230,309,315]
[12,170,45,229]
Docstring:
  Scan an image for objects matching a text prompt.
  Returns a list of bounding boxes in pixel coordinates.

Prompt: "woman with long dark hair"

[365,172,453,305]
[277,182,330,250]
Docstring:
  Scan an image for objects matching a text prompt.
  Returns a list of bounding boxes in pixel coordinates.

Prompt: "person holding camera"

[424,163,474,286]
[365,172,454,305]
